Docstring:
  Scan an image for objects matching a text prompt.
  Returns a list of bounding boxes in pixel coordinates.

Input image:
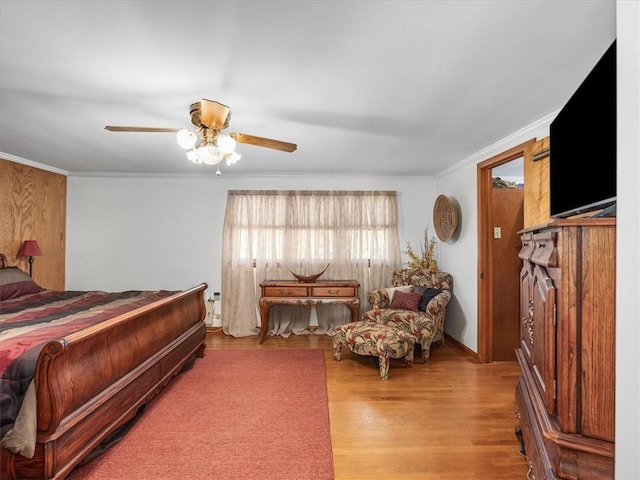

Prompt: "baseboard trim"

[445,333,479,362]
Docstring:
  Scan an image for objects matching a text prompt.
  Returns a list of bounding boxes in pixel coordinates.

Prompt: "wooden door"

[491,188,524,360]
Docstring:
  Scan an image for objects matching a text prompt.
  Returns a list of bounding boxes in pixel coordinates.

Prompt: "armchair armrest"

[425,289,452,313]
[367,288,391,310]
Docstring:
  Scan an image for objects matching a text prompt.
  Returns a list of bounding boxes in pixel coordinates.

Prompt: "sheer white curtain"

[221,190,401,338]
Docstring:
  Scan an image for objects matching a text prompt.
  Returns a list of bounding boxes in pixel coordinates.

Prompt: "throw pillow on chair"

[389,291,422,311]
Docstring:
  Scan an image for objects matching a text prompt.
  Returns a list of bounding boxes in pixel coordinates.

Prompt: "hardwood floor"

[206,329,529,480]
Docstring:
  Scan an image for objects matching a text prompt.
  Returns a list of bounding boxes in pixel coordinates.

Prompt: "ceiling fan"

[105,99,297,170]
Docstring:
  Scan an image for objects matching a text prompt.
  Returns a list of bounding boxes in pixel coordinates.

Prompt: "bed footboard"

[0,283,207,480]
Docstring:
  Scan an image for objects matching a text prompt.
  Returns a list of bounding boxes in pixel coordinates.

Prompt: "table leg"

[350,299,360,323]
[258,302,271,344]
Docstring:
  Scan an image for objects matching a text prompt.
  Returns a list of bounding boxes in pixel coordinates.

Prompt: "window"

[221,190,402,338]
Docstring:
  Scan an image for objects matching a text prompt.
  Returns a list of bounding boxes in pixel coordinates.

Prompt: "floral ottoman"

[332,321,416,380]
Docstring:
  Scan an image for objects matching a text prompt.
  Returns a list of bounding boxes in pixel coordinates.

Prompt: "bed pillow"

[389,291,422,311]
[0,267,44,301]
[419,288,443,311]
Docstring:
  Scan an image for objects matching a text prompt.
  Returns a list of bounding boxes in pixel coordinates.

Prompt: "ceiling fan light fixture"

[107,99,296,170]
[225,151,241,166]
[186,148,200,163]
[176,129,197,149]
[197,144,222,165]
[216,133,236,155]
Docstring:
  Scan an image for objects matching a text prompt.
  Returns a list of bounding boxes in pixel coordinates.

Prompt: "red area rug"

[70,349,334,480]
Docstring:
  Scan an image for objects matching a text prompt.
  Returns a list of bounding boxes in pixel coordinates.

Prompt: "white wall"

[66,175,437,295]
[432,161,479,349]
[615,3,640,478]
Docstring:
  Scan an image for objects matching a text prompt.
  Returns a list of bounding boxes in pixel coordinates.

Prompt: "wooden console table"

[258,280,360,344]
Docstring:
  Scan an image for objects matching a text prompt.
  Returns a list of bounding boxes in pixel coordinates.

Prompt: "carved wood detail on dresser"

[515,218,615,480]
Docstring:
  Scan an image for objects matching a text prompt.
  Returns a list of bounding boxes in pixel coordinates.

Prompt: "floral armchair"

[362,268,453,363]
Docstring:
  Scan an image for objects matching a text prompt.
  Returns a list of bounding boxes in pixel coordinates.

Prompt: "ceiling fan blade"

[229,133,297,153]
[105,126,180,133]
[200,99,231,129]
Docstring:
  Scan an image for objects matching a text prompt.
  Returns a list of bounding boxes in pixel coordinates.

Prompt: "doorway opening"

[476,139,535,363]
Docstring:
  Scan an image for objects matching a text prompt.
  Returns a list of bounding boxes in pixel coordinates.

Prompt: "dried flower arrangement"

[403,227,438,270]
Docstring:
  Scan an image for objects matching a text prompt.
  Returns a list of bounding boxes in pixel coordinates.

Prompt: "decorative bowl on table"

[289,264,329,283]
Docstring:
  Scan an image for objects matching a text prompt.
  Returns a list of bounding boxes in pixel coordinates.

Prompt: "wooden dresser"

[515,218,615,479]
[258,280,360,344]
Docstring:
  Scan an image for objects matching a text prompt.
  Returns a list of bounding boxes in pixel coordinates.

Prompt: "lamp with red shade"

[17,240,43,277]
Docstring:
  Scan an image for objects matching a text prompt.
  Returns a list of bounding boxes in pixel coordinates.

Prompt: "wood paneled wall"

[523,137,551,228]
[0,159,66,289]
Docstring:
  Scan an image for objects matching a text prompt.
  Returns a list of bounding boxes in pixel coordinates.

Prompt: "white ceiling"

[0,1,616,177]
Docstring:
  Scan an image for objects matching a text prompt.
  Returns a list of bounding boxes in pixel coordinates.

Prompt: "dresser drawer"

[311,286,356,297]
[262,286,308,297]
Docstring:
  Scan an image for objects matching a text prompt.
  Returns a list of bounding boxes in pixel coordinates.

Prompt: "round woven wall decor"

[433,195,459,242]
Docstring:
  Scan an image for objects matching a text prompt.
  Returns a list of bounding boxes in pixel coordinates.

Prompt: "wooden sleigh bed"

[0,253,207,479]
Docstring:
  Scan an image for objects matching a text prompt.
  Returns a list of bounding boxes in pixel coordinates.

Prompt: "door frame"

[476,139,536,363]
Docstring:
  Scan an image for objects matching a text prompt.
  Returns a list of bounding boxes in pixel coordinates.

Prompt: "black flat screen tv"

[549,40,616,218]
